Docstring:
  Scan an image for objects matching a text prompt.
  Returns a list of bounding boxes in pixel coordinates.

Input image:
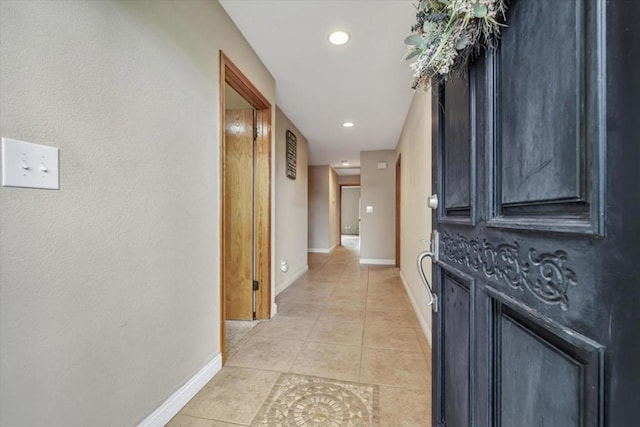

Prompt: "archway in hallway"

[341,234,360,250]
[339,185,361,250]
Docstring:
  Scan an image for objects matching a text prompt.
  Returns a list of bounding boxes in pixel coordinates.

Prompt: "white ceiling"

[219,0,416,172]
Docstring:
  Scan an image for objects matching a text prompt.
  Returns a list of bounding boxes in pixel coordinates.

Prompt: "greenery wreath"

[404,0,508,89]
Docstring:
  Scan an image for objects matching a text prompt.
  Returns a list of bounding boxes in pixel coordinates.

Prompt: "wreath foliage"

[405,0,508,89]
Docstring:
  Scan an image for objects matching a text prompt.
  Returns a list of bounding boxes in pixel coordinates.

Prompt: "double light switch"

[1,137,59,190]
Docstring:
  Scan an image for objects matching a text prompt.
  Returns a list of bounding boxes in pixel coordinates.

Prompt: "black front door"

[430,1,640,426]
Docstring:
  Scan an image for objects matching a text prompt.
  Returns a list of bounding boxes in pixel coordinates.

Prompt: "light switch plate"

[366,205,373,213]
[2,137,59,189]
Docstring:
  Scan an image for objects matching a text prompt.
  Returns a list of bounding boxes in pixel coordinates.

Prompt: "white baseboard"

[308,248,330,253]
[359,258,396,265]
[271,302,278,317]
[308,244,338,254]
[275,264,309,296]
[399,270,432,347]
[138,353,222,427]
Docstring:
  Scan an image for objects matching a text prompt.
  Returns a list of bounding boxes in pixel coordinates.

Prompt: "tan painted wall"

[395,89,433,345]
[341,187,361,235]
[328,167,340,248]
[338,174,360,185]
[307,165,339,251]
[225,83,253,109]
[0,1,275,425]
[360,150,396,262]
[275,108,308,293]
[308,166,330,250]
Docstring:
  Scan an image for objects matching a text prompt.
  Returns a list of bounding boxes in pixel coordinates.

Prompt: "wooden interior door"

[430,0,640,426]
[224,108,255,320]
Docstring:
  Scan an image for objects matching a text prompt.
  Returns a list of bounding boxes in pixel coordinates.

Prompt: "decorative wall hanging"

[404,0,508,89]
[286,130,297,180]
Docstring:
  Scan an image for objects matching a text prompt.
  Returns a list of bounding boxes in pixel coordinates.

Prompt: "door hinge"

[253,280,259,291]
[253,110,259,139]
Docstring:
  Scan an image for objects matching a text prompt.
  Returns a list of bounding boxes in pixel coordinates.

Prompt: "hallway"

[169,245,431,426]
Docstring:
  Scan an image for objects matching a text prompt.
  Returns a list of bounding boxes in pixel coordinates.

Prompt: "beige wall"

[338,174,360,185]
[360,150,396,262]
[0,1,275,425]
[275,108,308,294]
[395,89,433,345]
[307,165,339,251]
[308,166,330,250]
[341,187,361,235]
[225,83,253,109]
[328,167,340,248]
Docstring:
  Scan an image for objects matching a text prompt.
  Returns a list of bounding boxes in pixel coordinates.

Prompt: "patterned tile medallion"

[251,373,379,427]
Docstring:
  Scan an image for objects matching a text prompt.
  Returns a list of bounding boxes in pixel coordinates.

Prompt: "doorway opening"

[340,185,361,250]
[220,52,271,364]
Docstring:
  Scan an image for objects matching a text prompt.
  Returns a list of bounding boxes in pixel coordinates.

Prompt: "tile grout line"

[287,305,321,371]
[357,265,370,382]
[245,371,283,426]
[175,413,249,426]
[286,334,310,373]
[287,248,342,374]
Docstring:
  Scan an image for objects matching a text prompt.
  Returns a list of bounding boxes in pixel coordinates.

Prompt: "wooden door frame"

[220,51,271,364]
[395,155,401,268]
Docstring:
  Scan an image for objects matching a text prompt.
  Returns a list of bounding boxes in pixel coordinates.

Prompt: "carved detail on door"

[441,231,577,310]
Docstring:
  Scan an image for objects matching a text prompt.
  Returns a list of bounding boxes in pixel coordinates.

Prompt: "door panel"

[498,0,583,206]
[224,108,255,320]
[499,313,580,427]
[503,321,579,425]
[443,72,472,215]
[492,294,604,427]
[431,0,639,426]
[490,0,605,234]
[442,272,471,427]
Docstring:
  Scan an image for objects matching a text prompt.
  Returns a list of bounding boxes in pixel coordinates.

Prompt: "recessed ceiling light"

[341,160,349,166]
[343,122,354,128]
[329,31,350,46]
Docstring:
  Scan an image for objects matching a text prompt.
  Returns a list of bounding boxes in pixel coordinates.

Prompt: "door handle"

[417,250,438,313]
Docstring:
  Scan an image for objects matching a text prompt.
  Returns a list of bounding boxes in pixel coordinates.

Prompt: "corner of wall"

[394,89,434,349]
[399,271,432,347]
[359,150,397,261]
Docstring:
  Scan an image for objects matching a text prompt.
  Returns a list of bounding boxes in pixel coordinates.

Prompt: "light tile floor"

[168,243,432,426]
